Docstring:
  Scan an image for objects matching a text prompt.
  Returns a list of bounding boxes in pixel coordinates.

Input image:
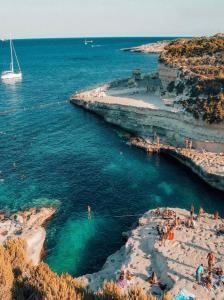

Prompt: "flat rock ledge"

[79,208,224,300]
[121,41,169,54]
[71,85,224,192]
[0,206,56,265]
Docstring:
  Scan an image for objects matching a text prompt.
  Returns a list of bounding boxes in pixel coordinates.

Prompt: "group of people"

[196,252,224,290]
[184,137,193,149]
[155,206,224,291]
[155,206,210,246]
[115,206,224,294]
[155,208,181,246]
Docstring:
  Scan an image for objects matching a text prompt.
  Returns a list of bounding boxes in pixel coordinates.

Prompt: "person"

[160,224,168,246]
[214,211,219,220]
[87,205,91,220]
[154,208,161,216]
[198,207,204,220]
[126,270,133,281]
[216,266,223,276]
[167,228,174,240]
[149,272,159,285]
[126,270,133,287]
[117,273,127,289]
[206,272,213,290]
[217,224,224,236]
[190,205,194,218]
[207,251,215,272]
[189,140,193,150]
[186,217,192,228]
[184,138,189,149]
[196,264,204,284]
[191,218,196,229]
[157,223,163,239]
[175,217,181,228]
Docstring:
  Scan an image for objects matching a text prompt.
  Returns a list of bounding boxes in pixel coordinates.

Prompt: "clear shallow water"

[0,37,223,276]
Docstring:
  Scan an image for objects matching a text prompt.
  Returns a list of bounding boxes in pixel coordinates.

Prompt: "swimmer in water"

[88,205,91,220]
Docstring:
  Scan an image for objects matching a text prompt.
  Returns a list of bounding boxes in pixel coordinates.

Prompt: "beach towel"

[175,288,195,300]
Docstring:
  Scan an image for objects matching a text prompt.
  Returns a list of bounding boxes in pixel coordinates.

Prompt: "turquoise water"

[0,37,223,276]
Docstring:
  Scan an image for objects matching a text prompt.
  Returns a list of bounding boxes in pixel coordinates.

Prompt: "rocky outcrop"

[70,80,224,191]
[79,207,224,300]
[0,206,56,265]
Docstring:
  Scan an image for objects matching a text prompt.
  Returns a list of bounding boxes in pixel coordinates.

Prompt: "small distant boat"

[84,39,93,46]
[1,39,22,80]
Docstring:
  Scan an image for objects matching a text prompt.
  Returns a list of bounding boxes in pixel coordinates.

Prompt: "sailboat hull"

[1,71,22,80]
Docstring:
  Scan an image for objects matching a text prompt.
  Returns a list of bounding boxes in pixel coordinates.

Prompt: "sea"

[0,37,223,276]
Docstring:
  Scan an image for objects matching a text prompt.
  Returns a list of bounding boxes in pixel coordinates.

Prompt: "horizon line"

[1,34,196,41]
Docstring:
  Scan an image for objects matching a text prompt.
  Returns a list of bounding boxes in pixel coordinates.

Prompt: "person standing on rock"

[207,251,215,272]
[190,205,194,218]
[184,138,189,149]
[196,264,204,284]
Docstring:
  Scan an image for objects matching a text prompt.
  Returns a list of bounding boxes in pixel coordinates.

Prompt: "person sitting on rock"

[148,272,159,285]
[167,228,174,240]
[205,272,213,290]
[175,217,181,228]
[217,224,224,236]
[186,217,192,228]
[154,208,161,216]
[126,270,133,285]
[117,273,127,289]
[191,218,196,229]
[215,266,223,278]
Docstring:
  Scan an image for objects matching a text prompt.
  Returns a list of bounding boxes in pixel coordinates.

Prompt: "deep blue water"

[0,37,223,276]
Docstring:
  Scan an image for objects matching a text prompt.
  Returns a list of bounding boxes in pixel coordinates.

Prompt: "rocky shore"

[0,206,56,265]
[130,137,224,191]
[79,207,224,300]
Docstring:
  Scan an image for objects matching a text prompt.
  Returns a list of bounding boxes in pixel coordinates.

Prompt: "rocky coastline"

[0,206,56,265]
[3,205,224,299]
[70,79,224,192]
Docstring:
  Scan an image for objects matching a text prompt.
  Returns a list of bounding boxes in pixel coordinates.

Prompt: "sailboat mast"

[12,41,21,72]
[10,39,14,72]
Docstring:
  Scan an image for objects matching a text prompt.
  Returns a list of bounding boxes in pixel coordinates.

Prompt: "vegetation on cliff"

[160,35,224,123]
[0,238,169,300]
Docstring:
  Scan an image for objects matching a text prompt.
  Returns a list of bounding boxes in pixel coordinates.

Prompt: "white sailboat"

[1,39,22,80]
